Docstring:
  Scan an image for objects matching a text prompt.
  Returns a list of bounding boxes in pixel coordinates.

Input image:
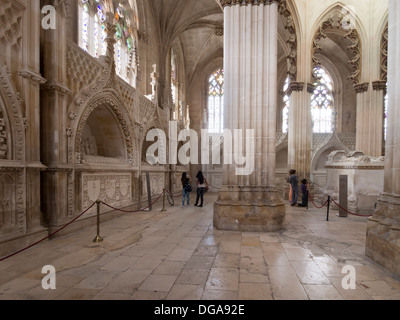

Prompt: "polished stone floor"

[1,193,400,300]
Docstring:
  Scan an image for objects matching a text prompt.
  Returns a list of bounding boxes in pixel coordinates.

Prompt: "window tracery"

[311,67,335,133]
[78,0,137,85]
[208,69,224,134]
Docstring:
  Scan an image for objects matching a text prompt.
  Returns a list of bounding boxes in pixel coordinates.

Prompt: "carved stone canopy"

[312,8,361,85]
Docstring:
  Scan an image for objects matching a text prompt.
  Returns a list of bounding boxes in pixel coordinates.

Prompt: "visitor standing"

[194,171,208,207]
[181,172,192,207]
[298,179,309,208]
[289,169,299,207]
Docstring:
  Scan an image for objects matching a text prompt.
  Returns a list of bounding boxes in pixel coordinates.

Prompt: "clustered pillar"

[214,0,285,232]
[366,0,400,278]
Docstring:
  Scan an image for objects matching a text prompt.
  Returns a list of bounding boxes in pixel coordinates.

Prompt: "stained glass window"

[282,76,290,133]
[171,49,177,109]
[311,67,335,133]
[82,3,90,52]
[78,0,136,84]
[208,69,224,134]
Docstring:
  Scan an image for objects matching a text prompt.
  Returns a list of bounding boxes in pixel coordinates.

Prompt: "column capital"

[354,82,369,94]
[372,80,387,92]
[307,83,316,94]
[219,0,279,8]
[287,81,304,95]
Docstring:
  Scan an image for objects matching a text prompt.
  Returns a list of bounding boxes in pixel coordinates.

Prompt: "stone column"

[355,82,384,157]
[366,0,400,278]
[40,1,72,230]
[287,82,312,179]
[214,0,285,232]
[372,80,387,155]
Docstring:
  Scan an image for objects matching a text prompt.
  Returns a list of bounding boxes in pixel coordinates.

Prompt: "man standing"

[289,169,299,207]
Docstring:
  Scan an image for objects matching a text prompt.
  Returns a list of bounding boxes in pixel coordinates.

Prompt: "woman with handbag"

[194,171,208,207]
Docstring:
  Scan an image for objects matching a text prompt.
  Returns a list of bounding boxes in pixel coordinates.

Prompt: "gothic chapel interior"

[1,0,400,299]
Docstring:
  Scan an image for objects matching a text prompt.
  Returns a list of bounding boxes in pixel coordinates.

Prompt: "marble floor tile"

[205,268,239,291]
[138,274,178,292]
[239,282,273,300]
[201,289,239,300]
[2,194,400,301]
[166,284,204,300]
[303,284,343,300]
[291,260,331,285]
[212,254,241,268]
[153,260,186,276]
[176,269,210,286]
[268,266,308,300]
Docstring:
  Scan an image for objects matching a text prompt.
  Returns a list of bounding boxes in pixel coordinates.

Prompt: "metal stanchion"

[326,196,331,221]
[93,200,103,243]
[161,189,167,212]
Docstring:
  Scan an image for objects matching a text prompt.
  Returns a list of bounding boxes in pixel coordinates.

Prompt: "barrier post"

[93,200,103,243]
[326,196,331,221]
[161,189,167,212]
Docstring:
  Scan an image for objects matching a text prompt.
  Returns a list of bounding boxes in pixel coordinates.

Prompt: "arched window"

[282,76,290,133]
[311,67,335,133]
[171,49,178,119]
[208,69,224,134]
[78,0,136,85]
[81,2,90,53]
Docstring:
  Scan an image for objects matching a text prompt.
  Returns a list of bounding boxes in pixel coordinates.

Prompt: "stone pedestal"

[366,194,400,277]
[214,186,285,232]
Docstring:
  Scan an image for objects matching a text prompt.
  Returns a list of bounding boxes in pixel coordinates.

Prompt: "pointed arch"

[73,90,135,165]
[0,65,25,161]
[310,2,365,85]
[279,0,301,83]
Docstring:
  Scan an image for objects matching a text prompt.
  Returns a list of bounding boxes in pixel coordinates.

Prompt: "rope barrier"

[330,198,373,217]
[308,192,329,209]
[0,202,96,262]
[307,191,373,218]
[0,188,175,262]
[100,189,164,213]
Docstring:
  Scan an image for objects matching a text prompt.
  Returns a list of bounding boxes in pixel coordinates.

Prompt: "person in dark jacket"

[298,179,309,208]
[289,169,299,207]
[181,172,192,207]
[194,171,208,207]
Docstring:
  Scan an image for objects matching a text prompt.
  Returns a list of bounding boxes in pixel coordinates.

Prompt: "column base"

[213,186,286,232]
[365,194,400,278]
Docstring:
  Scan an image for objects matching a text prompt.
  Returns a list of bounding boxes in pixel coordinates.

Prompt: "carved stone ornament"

[219,0,279,7]
[354,83,369,94]
[381,22,388,82]
[0,0,23,49]
[0,65,25,161]
[279,0,297,82]
[312,8,361,85]
[18,70,47,85]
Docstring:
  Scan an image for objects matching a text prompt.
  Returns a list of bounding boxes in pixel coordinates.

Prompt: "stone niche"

[323,151,384,215]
